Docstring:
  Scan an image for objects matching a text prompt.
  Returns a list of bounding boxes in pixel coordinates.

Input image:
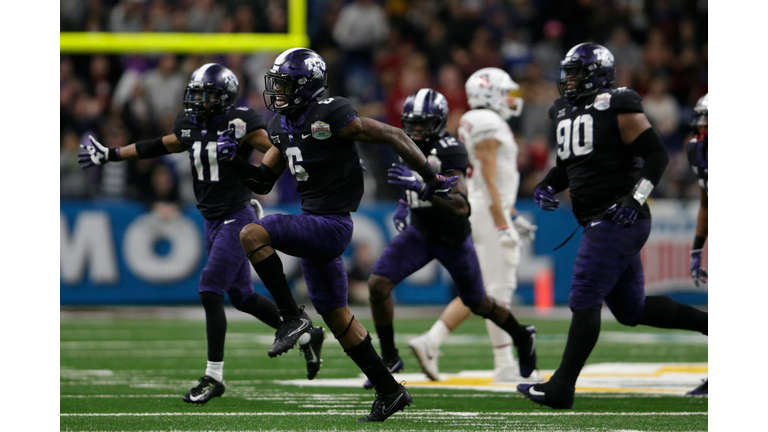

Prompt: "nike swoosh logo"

[287,319,310,338]
[382,393,404,416]
[591,220,601,227]
[399,176,417,181]
[529,333,537,355]
[217,130,230,135]
[585,103,593,109]
[307,345,318,363]
[302,133,312,139]
[529,387,546,397]
[223,219,236,225]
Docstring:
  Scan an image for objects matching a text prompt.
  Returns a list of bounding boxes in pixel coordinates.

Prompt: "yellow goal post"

[60,0,308,53]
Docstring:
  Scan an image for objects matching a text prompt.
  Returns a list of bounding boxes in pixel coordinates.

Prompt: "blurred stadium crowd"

[61,0,708,210]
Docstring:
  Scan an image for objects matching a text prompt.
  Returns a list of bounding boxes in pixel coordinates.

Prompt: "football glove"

[512,214,538,244]
[534,185,559,211]
[387,164,458,201]
[498,225,521,249]
[217,127,238,161]
[392,199,409,232]
[605,194,643,227]
[79,135,119,168]
[690,249,708,287]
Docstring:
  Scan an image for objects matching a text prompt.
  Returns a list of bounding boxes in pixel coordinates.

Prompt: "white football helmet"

[465,67,523,119]
[691,93,708,128]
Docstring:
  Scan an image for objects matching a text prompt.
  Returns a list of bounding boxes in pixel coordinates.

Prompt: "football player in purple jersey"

[517,44,708,408]
[79,63,326,404]
[231,48,458,422]
[684,93,708,396]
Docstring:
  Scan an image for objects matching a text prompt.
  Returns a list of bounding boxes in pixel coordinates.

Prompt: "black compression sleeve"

[692,235,706,250]
[537,160,569,193]
[135,137,170,159]
[632,128,669,186]
[230,155,279,194]
[416,161,438,180]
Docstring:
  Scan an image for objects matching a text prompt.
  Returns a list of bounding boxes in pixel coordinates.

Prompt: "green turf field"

[61,308,708,431]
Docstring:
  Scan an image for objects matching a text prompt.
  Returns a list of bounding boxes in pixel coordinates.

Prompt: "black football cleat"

[685,379,708,396]
[516,325,538,378]
[268,306,312,358]
[363,356,404,389]
[517,380,574,409]
[182,375,225,404]
[299,326,325,380]
[357,383,413,422]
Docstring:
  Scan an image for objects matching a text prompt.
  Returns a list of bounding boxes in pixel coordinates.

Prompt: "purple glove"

[534,185,559,211]
[217,127,238,161]
[393,199,409,232]
[605,194,642,227]
[387,164,458,201]
[690,249,708,287]
[79,135,121,169]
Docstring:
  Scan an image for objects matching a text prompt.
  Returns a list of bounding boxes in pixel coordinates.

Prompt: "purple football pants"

[371,225,486,308]
[201,205,257,307]
[569,218,652,325]
[254,211,354,314]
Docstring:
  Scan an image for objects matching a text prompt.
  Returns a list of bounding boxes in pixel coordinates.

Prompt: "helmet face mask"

[263,48,327,114]
[402,117,441,144]
[557,43,616,101]
[183,63,239,120]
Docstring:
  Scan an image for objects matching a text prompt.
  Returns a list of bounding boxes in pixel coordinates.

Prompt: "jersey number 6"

[286,147,309,181]
[556,114,594,160]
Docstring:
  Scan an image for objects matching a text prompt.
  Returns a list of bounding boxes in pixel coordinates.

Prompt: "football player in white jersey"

[408,67,539,383]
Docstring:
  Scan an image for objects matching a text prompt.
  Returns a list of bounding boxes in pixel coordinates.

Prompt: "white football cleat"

[408,334,440,381]
[493,364,542,383]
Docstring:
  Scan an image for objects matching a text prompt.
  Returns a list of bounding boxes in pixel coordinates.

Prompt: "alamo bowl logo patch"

[311,121,332,140]
[594,92,612,111]
[228,118,247,139]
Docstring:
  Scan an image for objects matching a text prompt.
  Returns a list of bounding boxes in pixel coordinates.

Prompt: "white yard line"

[61,411,707,417]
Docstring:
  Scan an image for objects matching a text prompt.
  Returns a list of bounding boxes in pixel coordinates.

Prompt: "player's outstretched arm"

[340,117,458,200]
[78,133,184,168]
[229,145,286,195]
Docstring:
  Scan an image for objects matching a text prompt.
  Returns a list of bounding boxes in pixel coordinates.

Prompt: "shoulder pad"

[608,87,644,114]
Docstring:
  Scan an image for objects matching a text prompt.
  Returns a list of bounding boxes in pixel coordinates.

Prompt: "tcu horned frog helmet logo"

[304,56,326,80]
[593,47,615,68]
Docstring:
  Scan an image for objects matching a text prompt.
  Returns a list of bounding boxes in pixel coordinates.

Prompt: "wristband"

[631,178,654,205]
[692,235,706,251]
[108,147,122,162]
[415,161,437,182]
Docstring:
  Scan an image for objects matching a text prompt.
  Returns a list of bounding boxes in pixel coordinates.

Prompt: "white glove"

[512,214,538,244]
[78,135,111,168]
[497,226,521,248]
[250,199,265,220]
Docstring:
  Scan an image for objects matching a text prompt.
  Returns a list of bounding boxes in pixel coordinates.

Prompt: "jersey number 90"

[556,114,594,160]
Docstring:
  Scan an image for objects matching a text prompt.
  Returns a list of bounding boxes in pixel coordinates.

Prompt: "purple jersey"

[172,107,266,219]
[548,87,650,225]
[686,134,708,195]
[266,97,363,215]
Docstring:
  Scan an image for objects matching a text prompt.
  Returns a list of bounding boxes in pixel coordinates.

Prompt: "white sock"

[298,332,311,346]
[205,361,224,383]
[493,346,516,371]
[485,319,513,349]
[427,319,450,347]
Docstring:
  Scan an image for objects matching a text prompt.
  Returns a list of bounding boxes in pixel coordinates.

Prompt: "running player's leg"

[434,235,536,377]
[367,225,433,365]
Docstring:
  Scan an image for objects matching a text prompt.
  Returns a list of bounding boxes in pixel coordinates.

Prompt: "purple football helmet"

[263,48,328,114]
[557,43,616,101]
[183,63,239,119]
[401,88,449,147]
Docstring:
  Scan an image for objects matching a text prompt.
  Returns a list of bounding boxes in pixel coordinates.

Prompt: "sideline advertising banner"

[61,199,707,306]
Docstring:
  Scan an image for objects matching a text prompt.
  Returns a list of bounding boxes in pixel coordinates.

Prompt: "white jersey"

[458,109,520,210]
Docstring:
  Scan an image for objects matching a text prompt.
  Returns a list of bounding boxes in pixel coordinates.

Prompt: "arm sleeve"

[537,158,569,192]
[229,155,279,194]
[632,128,669,186]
